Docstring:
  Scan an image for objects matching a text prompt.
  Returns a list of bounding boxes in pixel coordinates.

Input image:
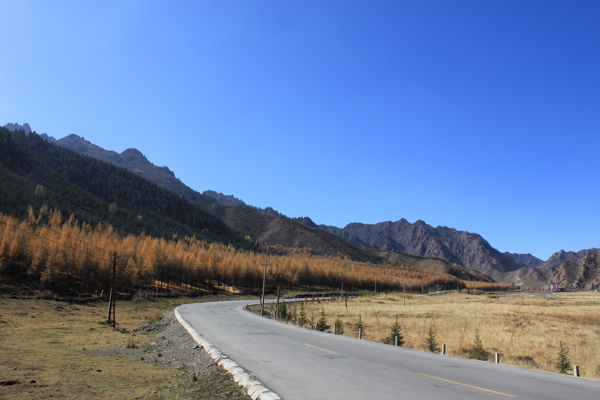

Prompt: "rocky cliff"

[549,251,600,290]
[319,219,526,278]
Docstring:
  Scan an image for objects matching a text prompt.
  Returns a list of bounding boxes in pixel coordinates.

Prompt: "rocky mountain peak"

[3,122,32,134]
[121,148,148,163]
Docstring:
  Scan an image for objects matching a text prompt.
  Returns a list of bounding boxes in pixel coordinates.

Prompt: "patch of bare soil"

[87,310,250,399]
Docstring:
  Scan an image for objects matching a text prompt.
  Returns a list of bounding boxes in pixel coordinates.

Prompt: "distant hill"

[538,248,600,271]
[549,251,600,290]
[0,126,252,248]
[52,133,215,204]
[318,219,527,278]
[496,267,550,288]
[365,248,495,283]
[0,123,524,281]
[504,252,544,268]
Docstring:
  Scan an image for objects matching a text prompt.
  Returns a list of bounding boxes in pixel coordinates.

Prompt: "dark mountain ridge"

[0,126,251,249]
[10,122,591,284]
[504,252,544,268]
[318,219,527,278]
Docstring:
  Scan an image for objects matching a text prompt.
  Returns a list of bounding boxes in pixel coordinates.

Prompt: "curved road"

[178,300,598,400]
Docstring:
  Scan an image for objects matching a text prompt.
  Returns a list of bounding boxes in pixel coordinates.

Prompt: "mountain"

[538,248,600,271]
[202,190,248,207]
[51,133,215,204]
[504,252,544,268]
[48,133,289,218]
[365,248,495,283]
[1,123,518,280]
[4,122,32,134]
[548,251,600,290]
[0,126,252,248]
[496,267,549,288]
[200,202,382,262]
[318,219,527,278]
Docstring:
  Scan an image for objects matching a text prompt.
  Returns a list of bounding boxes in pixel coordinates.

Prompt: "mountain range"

[4,123,598,288]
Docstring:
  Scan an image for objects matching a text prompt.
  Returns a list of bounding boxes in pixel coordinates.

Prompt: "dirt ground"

[0,297,251,400]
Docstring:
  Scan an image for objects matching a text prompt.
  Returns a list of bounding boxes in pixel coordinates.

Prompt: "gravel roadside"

[88,310,251,399]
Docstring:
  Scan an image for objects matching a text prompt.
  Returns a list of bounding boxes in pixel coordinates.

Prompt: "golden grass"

[292,291,600,380]
[0,294,245,399]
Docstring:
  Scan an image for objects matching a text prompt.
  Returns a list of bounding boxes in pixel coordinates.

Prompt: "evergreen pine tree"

[315,309,330,332]
[353,313,366,338]
[556,341,571,374]
[383,315,404,346]
[468,331,489,361]
[425,325,440,353]
[334,317,344,335]
[297,301,308,327]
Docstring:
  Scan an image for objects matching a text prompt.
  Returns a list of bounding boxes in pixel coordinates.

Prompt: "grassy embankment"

[0,294,250,400]
[281,291,600,380]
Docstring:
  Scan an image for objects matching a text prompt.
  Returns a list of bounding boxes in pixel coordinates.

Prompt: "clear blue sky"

[2,0,599,260]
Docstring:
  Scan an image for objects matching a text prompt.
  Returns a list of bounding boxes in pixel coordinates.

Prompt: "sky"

[1,0,599,260]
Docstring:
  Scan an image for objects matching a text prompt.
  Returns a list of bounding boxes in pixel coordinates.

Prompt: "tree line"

[0,207,510,295]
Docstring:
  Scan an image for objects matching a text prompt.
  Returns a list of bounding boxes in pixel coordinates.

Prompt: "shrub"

[468,332,489,361]
[353,314,365,337]
[277,301,287,320]
[315,309,330,332]
[383,315,404,346]
[556,342,571,374]
[297,302,308,327]
[333,317,344,335]
[126,334,137,349]
[425,325,440,353]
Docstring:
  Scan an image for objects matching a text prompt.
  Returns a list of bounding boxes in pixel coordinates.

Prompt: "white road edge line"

[174,306,282,400]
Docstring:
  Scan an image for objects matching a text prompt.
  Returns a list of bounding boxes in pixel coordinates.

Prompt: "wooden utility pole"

[275,285,280,320]
[106,252,117,328]
[260,257,268,316]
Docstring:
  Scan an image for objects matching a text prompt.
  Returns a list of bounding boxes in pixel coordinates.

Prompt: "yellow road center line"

[258,329,269,333]
[233,320,243,325]
[417,373,516,398]
[305,344,339,354]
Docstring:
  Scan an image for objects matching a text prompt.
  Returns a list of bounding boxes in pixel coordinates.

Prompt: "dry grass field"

[0,294,250,400]
[288,291,600,380]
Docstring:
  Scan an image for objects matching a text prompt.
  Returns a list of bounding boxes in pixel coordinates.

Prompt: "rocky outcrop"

[549,251,600,290]
[320,219,526,278]
[538,248,600,271]
[504,252,544,268]
[53,134,213,204]
[4,122,32,134]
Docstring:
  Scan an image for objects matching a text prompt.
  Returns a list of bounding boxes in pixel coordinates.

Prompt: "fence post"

[333,323,336,335]
[394,335,398,346]
[574,365,580,377]
[441,343,446,355]
[495,353,500,364]
[358,328,362,340]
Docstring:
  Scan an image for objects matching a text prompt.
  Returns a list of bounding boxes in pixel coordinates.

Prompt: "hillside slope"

[319,219,526,278]
[549,251,600,290]
[4,124,502,281]
[53,133,214,204]
[0,127,251,248]
[538,248,600,272]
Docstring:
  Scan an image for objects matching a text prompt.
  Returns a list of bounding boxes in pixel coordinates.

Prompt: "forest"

[0,127,253,249]
[0,127,507,296]
[0,207,506,295]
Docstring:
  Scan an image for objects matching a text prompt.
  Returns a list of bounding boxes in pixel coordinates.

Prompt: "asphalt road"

[178,300,599,400]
